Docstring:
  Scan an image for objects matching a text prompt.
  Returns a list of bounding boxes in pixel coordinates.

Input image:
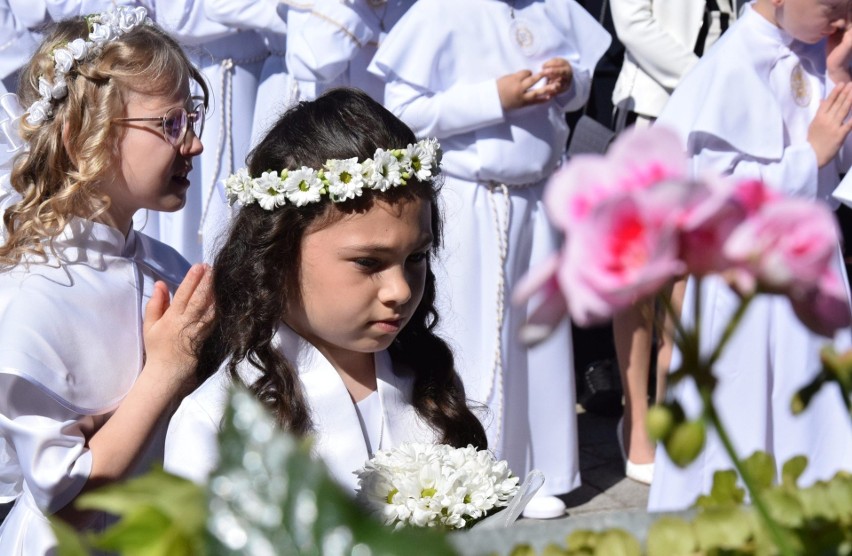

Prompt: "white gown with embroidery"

[650,5,852,511]
[139,1,267,264]
[369,0,611,496]
[0,194,191,554]
[164,324,440,493]
[285,0,414,102]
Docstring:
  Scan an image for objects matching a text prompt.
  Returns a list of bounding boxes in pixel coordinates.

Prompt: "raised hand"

[143,263,214,388]
[808,82,852,167]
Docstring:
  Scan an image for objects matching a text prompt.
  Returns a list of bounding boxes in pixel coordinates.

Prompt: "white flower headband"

[224,138,442,210]
[25,6,152,126]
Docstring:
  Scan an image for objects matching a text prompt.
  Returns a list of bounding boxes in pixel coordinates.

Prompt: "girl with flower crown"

[164,88,487,493]
[0,8,214,552]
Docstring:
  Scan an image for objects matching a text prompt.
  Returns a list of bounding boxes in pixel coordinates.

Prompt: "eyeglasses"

[113,97,206,147]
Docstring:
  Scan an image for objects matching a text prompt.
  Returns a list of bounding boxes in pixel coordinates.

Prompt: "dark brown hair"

[197,88,486,449]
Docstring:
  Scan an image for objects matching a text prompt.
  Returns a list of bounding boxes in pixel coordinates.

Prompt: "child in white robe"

[164,88,487,492]
[0,8,213,552]
[650,0,852,511]
[285,0,413,102]
[368,0,610,511]
[140,0,268,264]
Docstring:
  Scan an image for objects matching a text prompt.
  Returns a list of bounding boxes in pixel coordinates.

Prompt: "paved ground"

[530,407,650,522]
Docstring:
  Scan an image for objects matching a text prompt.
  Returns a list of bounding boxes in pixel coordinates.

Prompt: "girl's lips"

[373,319,403,333]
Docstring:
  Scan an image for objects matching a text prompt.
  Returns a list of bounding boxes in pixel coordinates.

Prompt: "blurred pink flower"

[677,177,778,276]
[723,198,839,296]
[557,194,685,326]
[790,271,852,337]
[544,126,688,233]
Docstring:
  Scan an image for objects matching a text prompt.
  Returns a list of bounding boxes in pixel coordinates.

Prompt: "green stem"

[702,391,795,556]
[706,293,755,368]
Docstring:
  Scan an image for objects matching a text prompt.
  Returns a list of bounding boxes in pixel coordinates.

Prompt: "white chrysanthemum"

[368,149,403,192]
[251,171,287,211]
[224,167,255,206]
[355,442,518,530]
[405,140,438,181]
[282,166,324,207]
[324,157,364,202]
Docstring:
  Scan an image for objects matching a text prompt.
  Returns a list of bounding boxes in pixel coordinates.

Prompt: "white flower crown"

[224,138,442,210]
[25,6,152,126]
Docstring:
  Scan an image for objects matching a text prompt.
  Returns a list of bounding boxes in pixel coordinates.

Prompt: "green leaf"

[509,544,537,556]
[565,529,597,550]
[75,467,206,533]
[592,529,641,556]
[781,456,808,489]
[646,516,697,556]
[741,451,776,493]
[693,507,753,550]
[763,490,805,528]
[49,518,92,556]
[695,469,745,509]
[541,542,571,556]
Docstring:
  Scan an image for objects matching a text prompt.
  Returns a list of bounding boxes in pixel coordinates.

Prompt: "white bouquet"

[355,443,520,530]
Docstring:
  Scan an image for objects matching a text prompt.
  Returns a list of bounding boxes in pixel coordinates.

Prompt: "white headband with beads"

[26,6,152,126]
[224,138,442,210]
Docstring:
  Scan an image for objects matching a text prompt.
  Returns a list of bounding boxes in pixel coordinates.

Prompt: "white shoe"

[617,416,654,485]
[521,494,566,519]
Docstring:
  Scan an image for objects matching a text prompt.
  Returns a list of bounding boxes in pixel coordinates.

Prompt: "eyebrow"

[340,235,434,254]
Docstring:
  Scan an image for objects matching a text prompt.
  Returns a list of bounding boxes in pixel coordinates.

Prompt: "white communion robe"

[164,324,440,494]
[285,0,414,102]
[369,0,611,496]
[138,1,267,264]
[650,5,852,511]
[0,197,191,553]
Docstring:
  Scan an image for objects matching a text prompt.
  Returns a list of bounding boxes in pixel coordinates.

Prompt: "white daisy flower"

[355,442,519,530]
[223,167,255,206]
[282,166,324,207]
[324,157,365,202]
[252,171,287,210]
[405,140,437,182]
[370,149,403,192]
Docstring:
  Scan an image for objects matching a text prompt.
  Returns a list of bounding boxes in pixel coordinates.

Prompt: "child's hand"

[497,69,549,110]
[808,82,852,167]
[827,22,852,84]
[142,263,214,390]
[541,57,573,97]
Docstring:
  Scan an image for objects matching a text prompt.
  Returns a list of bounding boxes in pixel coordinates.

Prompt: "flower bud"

[664,420,706,468]
[646,404,675,441]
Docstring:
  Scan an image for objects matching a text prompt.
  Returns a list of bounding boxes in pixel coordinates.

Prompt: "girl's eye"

[408,251,430,264]
[354,257,380,269]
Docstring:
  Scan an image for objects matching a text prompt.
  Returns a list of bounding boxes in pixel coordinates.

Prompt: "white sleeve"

[693,137,819,199]
[164,395,221,485]
[0,376,92,514]
[146,0,234,43]
[611,0,699,90]
[383,78,505,140]
[286,0,368,84]
[204,0,287,35]
[43,0,139,20]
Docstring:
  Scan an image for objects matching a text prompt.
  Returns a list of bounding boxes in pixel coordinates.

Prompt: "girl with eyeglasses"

[0,8,214,552]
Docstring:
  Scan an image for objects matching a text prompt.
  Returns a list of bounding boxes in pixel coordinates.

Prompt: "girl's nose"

[181,133,203,157]
[379,266,413,306]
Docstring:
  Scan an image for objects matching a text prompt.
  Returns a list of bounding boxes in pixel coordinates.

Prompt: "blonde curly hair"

[0,17,209,266]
